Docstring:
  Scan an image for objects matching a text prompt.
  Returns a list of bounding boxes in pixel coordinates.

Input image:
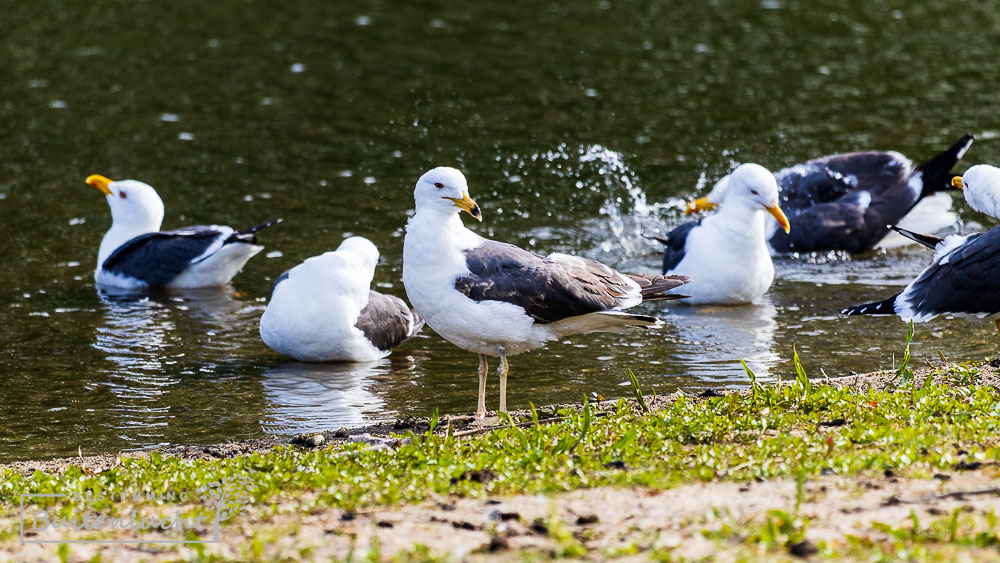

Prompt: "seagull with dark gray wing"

[402,167,689,418]
[686,134,974,253]
[844,164,1000,333]
[86,174,279,289]
[260,236,423,362]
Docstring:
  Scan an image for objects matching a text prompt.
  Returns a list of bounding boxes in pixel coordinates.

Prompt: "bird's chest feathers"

[403,219,480,308]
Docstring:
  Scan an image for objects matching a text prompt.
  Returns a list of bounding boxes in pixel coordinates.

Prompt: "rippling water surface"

[3,0,1000,461]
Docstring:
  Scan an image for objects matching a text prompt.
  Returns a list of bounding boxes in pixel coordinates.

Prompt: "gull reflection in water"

[259,359,402,435]
[93,287,265,444]
[661,298,780,386]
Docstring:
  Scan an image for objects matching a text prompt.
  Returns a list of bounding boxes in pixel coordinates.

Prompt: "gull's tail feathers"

[916,133,974,198]
[888,225,943,249]
[626,273,691,301]
[842,294,899,316]
[228,218,284,244]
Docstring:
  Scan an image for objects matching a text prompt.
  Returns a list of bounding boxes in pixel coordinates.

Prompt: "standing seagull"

[686,134,974,253]
[260,236,424,362]
[402,167,690,417]
[86,174,278,289]
[647,163,790,305]
[843,164,1000,333]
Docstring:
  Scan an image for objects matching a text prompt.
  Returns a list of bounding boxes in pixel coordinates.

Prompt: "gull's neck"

[406,208,482,251]
[709,196,767,241]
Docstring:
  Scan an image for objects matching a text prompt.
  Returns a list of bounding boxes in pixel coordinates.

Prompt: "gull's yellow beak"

[951,176,964,190]
[444,193,483,222]
[767,203,791,234]
[86,174,113,196]
[685,197,718,215]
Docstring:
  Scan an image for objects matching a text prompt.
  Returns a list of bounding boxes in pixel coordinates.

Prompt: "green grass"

[2,357,999,560]
[3,363,1000,512]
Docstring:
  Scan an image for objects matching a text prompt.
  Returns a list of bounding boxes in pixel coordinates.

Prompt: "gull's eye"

[119,191,127,199]
[434,182,444,189]
[750,189,758,195]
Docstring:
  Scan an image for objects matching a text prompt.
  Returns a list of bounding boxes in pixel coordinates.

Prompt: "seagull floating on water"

[646,163,789,305]
[260,236,423,362]
[87,174,278,290]
[843,164,1000,333]
[686,134,974,253]
[402,167,689,417]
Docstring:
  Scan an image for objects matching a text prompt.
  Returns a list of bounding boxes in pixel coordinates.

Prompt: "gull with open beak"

[646,163,789,305]
[402,167,690,417]
[85,174,279,290]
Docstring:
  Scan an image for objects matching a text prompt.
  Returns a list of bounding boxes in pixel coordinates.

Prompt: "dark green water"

[3,0,1000,462]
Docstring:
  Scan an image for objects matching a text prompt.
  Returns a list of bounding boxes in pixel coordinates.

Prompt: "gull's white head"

[722,163,791,233]
[413,167,482,221]
[335,236,380,274]
[88,174,167,268]
[956,164,1000,218]
[87,175,165,233]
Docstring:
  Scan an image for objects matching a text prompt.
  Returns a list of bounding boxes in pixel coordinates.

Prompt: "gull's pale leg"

[476,354,489,418]
[995,319,1000,336]
[498,347,509,413]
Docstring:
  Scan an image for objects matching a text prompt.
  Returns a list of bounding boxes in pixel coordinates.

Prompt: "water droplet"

[266,251,283,258]
[364,176,376,185]
[28,79,48,88]
[355,15,371,26]
[584,88,598,97]
[69,217,86,225]
[290,63,305,73]
[160,113,179,122]
[48,100,67,109]
[339,170,353,177]
[178,132,194,141]
[430,18,445,28]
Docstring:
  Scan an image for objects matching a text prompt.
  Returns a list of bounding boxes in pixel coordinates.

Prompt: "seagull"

[686,134,974,253]
[402,167,690,417]
[260,236,424,362]
[843,164,1000,333]
[86,174,279,290]
[646,163,790,305]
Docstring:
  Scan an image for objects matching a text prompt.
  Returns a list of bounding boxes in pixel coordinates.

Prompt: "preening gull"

[843,164,1000,333]
[87,174,278,289]
[646,163,789,305]
[687,134,974,253]
[260,236,423,362]
[402,167,690,417]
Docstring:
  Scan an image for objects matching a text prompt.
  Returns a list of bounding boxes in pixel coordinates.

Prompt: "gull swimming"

[647,163,789,305]
[260,236,423,362]
[86,174,278,289]
[686,134,973,253]
[843,164,1000,332]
